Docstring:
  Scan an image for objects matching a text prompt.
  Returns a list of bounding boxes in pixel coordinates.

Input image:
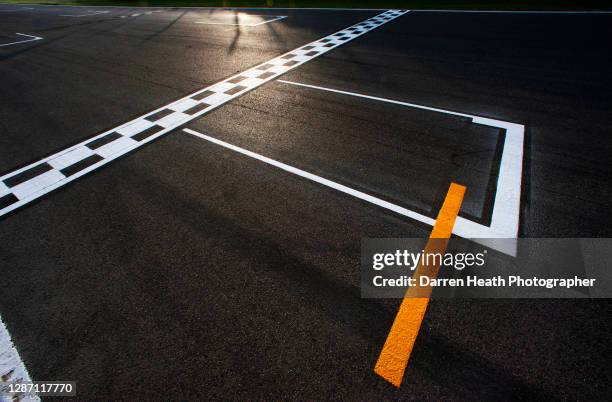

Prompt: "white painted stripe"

[154,111,189,128]
[278,80,524,256]
[94,136,138,159]
[0,10,408,219]
[0,33,43,48]
[168,98,200,113]
[250,15,288,26]
[195,15,287,26]
[59,11,110,17]
[0,182,9,198]
[278,80,472,118]
[116,119,154,136]
[11,170,65,200]
[0,315,39,402]
[184,128,435,226]
[47,147,94,170]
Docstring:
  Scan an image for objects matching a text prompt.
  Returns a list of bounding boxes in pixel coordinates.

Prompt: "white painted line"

[184,128,435,227]
[278,80,472,118]
[0,33,43,48]
[251,15,288,26]
[0,10,409,220]
[116,119,153,136]
[0,182,9,198]
[47,147,94,170]
[59,11,110,17]
[1,315,40,402]
[278,80,524,255]
[195,14,287,27]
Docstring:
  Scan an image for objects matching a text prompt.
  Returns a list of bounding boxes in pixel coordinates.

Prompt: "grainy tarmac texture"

[1,4,611,400]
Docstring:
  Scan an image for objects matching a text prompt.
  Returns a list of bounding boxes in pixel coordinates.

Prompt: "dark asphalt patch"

[131,124,164,141]
[144,108,175,122]
[224,85,247,95]
[0,193,19,209]
[3,162,52,188]
[183,102,210,115]
[85,132,123,150]
[191,90,215,101]
[60,154,104,177]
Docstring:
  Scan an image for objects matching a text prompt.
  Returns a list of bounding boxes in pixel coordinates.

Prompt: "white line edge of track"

[0,315,40,402]
[0,10,409,219]
[0,33,43,48]
[276,80,524,256]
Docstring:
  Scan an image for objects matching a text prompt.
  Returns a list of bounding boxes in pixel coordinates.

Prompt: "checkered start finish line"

[0,10,408,217]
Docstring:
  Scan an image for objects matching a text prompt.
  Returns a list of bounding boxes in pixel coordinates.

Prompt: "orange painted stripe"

[374,182,466,387]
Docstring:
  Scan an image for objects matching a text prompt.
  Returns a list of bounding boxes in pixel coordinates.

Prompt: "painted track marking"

[1,315,39,401]
[374,183,466,387]
[278,80,524,255]
[184,127,435,224]
[0,33,43,48]
[195,14,287,26]
[0,10,408,219]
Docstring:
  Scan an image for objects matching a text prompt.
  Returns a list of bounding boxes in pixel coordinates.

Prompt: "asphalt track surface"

[1,4,611,400]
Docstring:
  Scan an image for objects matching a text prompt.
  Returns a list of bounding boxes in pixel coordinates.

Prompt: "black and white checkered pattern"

[0,10,408,217]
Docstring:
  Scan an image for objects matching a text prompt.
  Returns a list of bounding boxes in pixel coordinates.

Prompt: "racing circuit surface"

[1,4,611,399]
